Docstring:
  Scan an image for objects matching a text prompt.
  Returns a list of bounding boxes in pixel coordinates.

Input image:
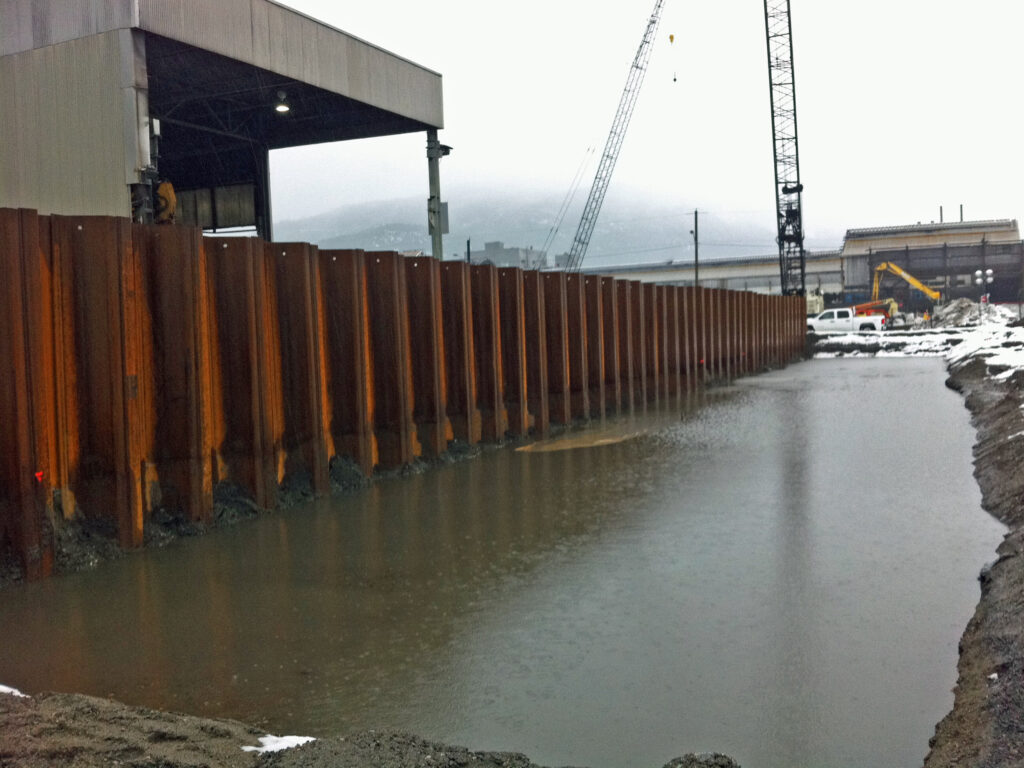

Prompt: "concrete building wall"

[0,29,143,216]
[0,0,138,55]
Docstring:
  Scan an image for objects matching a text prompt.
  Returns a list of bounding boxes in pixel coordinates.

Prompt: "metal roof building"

[0,0,444,238]
[841,219,1020,257]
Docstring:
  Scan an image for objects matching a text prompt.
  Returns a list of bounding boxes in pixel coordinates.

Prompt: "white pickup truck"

[806,307,887,333]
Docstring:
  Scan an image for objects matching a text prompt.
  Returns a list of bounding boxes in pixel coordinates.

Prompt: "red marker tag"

[34,471,44,483]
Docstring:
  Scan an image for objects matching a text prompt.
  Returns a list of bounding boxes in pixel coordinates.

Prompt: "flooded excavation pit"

[0,358,1003,768]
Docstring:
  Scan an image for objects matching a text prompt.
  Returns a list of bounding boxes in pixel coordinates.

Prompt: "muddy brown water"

[0,358,1005,768]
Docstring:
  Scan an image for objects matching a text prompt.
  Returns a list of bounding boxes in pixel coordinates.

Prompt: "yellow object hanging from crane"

[871,262,941,302]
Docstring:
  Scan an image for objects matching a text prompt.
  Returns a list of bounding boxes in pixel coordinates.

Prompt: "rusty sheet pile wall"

[0,209,806,579]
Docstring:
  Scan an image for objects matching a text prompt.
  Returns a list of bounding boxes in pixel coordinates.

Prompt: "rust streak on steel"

[522,270,550,437]
[497,267,530,437]
[406,256,451,457]
[366,252,421,469]
[584,275,606,420]
[470,264,508,442]
[629,281,646,409]
[544,271,571,426]
[565,274,590,421]
[600,277,621,414]
[319,250,377,476]
[440,261,481,445]
[616,280,635,413]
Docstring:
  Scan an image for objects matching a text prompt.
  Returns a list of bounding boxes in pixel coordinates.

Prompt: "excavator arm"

[872,262,941,302]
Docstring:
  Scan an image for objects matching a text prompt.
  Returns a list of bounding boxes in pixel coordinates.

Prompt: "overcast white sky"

[270,0,1024,251]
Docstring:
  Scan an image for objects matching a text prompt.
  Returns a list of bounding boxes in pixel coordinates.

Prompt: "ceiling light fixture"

[274,90,290,113]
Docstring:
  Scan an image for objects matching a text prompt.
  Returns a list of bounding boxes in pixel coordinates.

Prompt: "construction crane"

[763,0,805,296]
[564,0,664,272]
[872,262,941,302]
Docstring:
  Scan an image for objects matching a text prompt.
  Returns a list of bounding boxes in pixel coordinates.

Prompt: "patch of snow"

[241,734,316,753]
[0,684,28,697]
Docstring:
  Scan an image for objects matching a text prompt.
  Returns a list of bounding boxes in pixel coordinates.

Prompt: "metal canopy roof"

[145,32,432,191]
[0,0,444,230]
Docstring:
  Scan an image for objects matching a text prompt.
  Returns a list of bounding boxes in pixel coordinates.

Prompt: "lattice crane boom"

[565,0,664,272]
[764,0,805,296]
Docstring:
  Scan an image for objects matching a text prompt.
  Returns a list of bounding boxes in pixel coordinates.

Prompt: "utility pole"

[689,209,699,286]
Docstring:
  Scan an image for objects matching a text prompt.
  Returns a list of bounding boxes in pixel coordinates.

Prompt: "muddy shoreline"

[922,359,1024,766]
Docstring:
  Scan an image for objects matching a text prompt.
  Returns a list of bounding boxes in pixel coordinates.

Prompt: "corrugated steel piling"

[0,209,807,580]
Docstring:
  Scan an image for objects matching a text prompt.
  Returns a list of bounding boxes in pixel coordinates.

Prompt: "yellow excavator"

[872,262,941,302]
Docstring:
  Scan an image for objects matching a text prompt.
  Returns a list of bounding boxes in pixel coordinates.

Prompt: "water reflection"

[0,360,1005,768]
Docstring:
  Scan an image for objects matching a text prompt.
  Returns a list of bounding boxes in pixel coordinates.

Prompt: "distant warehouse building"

[840,219,1023,307]
[584,218,1024,308]
[0,0,445,240]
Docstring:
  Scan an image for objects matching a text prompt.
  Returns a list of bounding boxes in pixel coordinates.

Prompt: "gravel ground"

[0,689,738,767]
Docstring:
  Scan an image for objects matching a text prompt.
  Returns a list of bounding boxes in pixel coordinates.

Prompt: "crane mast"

[565,0,664,272]
[763,0,805,296]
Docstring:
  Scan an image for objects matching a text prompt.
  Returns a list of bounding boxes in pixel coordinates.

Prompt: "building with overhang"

[0,0,445,241]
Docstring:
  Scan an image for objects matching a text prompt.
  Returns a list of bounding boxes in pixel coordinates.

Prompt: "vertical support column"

[616,280,635,412]
[771,294,781,366]
[749,293,759,372]
[600,277,621,414]
[679,286,694,393]
[440,262,481,446]
[584,276,606,419]
[206,237,279,509]
[471,264,508,441]
[269,242,330,494]
[406,256,451,457]
[642,283,660,404]
[794,296,804,360]
[318,250,377,476]
[664,286,681,400]
[522,270,549,437]
[745,290,753,376]
[630,281,646,408]
[254,241,286,499]
[723,290,734,381]
[565,274,590,420]
[51,216,147,548]
[498,267,530,436]
[706,288,719,382]
[696,287,708,383]
[544,272,571,425]
[0,209,47,578]
[426,129,447,260]
[365,252,420,468]
[139,224,214,523]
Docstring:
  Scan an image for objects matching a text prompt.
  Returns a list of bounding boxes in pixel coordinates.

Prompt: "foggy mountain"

[274,190,841,266]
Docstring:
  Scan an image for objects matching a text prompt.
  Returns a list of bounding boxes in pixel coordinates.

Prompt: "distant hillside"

[274,190,840,266]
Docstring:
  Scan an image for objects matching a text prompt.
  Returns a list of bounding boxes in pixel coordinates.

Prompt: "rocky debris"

[661,755,740,768]
[258,731,573,768]
[0,690,262,767]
